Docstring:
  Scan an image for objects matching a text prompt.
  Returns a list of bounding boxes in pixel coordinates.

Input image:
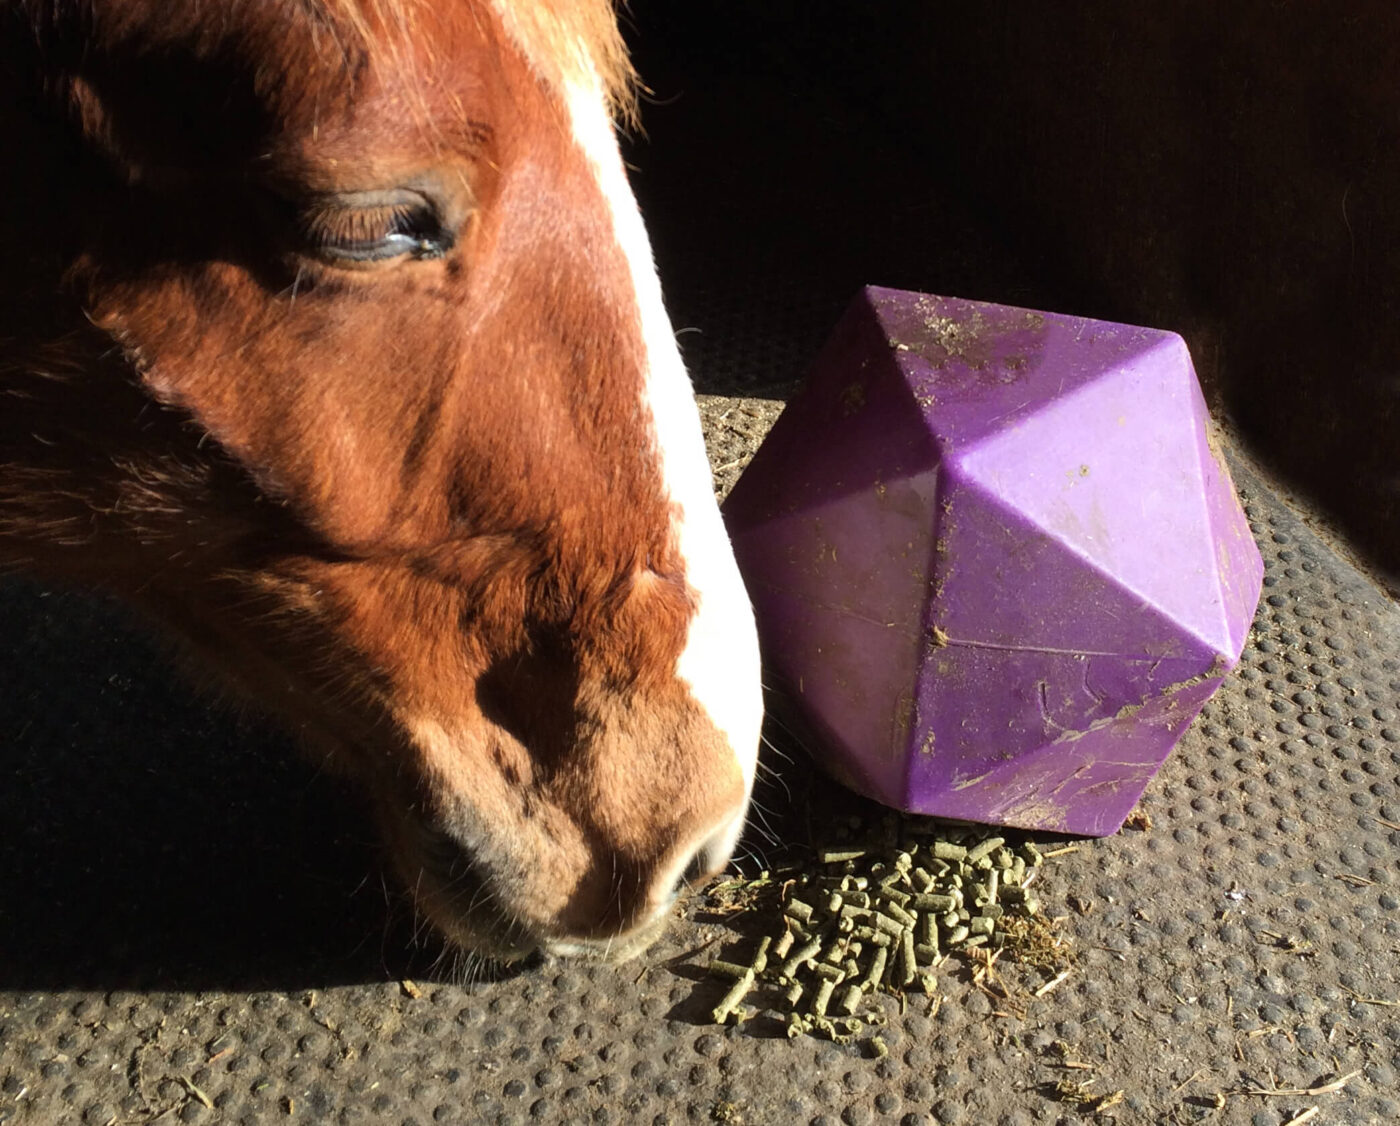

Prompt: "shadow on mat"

[0,575,871,994]
[0,578,434,992]
[0,580,824,995]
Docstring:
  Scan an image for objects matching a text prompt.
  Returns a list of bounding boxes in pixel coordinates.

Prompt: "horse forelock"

[311,0,638,125]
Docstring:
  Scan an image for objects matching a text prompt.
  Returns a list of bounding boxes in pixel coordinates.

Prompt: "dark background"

[624,0,1400,583]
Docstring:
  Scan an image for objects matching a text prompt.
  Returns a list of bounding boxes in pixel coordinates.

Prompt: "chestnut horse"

[0,0,762,963]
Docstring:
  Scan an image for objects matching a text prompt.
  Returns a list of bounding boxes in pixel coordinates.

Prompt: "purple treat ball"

[723,287,1263,836]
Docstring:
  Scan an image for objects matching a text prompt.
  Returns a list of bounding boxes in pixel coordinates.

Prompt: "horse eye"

[301,199,453,266]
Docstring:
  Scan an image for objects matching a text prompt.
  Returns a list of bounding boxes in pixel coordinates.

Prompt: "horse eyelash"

[301,202,439,251]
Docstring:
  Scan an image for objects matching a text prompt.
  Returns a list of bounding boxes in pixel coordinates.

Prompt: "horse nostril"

[680,809,747,892]
[680,852,709,890]
[419,825,479,882]
[677,823,736,893]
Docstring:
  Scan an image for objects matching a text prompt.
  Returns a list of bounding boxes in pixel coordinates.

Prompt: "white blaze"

[562,78,764,827]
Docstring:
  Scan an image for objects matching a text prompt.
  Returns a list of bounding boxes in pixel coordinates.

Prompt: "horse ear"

[50,42,274,179]
[58,74,177,190]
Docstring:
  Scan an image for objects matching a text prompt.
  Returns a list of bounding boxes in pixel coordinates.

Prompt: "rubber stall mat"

[1,416,1397,1125]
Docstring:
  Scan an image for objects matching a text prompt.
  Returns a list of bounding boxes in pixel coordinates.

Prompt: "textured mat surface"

[2,408,1398,1125]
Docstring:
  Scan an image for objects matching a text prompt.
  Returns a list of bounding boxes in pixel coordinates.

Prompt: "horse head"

[0,0,762,962]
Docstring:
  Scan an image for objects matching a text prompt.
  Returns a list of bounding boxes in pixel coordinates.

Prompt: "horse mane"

[315,0,639,125]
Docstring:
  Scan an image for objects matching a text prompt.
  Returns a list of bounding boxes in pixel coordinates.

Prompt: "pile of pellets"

[704,826,1052,1042]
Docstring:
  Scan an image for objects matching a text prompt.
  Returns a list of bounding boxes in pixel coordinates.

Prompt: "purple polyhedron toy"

[723,287,1263,836]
